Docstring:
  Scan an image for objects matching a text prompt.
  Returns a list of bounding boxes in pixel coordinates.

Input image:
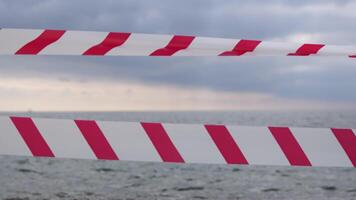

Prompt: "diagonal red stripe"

[288,44,325,56]
[15,29,65,55]
[219,39,261,56]
[331,128,356,167]
[10,117,54,157]
[75,120,119,160]
[141,122,184,163]
[205,125,248,164]
[150,35,195,56]
[83,32,131,55]
[269,127,311,166]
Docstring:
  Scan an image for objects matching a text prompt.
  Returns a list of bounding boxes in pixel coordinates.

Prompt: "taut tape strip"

[0,28,355,57]
[0,116,355,167]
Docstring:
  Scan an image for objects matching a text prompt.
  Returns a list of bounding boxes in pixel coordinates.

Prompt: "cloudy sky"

[0,0,355,111]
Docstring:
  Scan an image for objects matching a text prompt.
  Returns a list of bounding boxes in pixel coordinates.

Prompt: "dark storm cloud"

[0,0,355,103]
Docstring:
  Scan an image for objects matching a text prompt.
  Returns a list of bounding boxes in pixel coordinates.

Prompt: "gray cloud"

[1,56,355,102]
[1,0,355,40]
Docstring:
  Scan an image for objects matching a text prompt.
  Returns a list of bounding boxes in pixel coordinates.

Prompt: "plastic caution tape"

[0,28,355,57]
[0,116,355,167]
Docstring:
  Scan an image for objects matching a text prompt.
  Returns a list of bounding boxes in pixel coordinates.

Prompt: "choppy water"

[0,111,355,200]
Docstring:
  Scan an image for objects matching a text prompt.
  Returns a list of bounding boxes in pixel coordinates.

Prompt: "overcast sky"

[0,0,355,111]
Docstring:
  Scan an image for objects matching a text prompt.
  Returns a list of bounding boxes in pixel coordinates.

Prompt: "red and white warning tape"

[0,28,355,57]
[1,29,355,167]
[0,116,355,167]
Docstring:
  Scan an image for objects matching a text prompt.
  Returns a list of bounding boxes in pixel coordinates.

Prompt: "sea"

[0,111,355,200]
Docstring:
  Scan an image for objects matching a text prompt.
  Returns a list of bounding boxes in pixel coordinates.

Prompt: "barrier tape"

[0,116,355,167]
[0,28,355,57]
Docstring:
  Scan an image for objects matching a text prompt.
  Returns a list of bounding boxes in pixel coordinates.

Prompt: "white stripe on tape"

[97,121,161,162]
[34,118,96,159]
[228,126,289,166]
[39,30,108,55]
[0,117,31,156]
[291,127,353,167]
[174,37,236,56]
[106,33,173,56]
[0,28,42,54]
[164,123,225,164]
[251,41,302,56]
